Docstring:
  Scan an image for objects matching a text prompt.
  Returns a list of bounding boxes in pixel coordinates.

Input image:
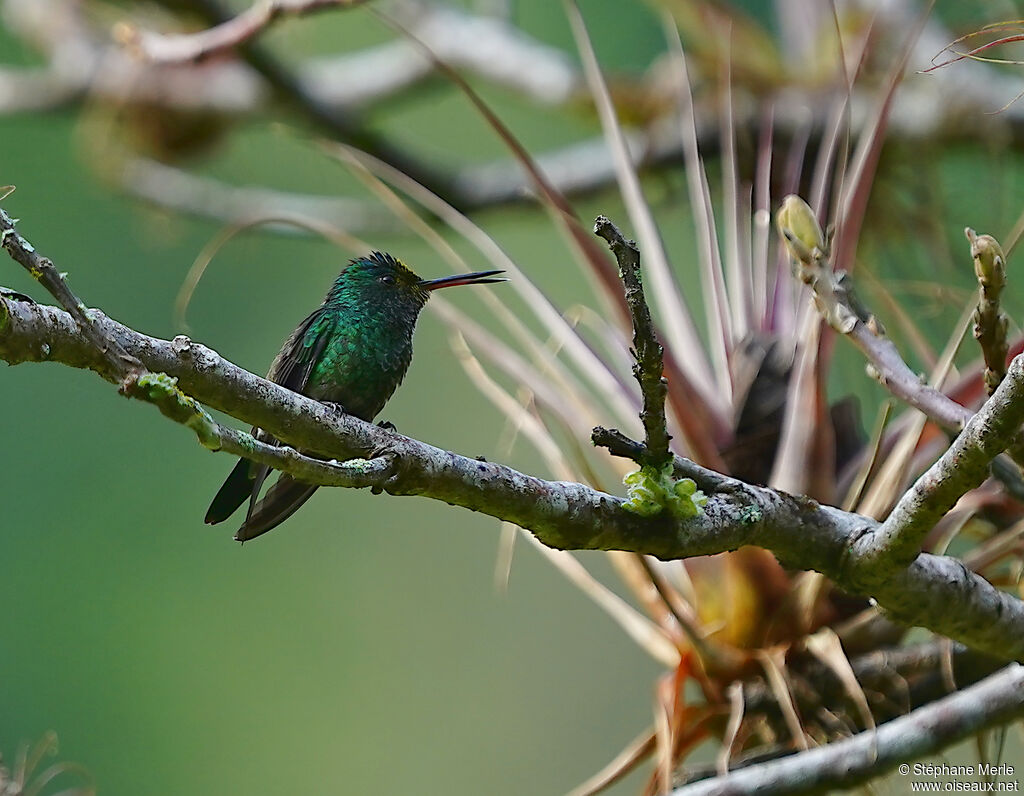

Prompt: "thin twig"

[593,216,672,469]
[966,228,1009,396]
[591,426,738,494]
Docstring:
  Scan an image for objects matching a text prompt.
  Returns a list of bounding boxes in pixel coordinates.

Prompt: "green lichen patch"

[739,505,763,525]
[623,464,707,519]
[131,372,220,450]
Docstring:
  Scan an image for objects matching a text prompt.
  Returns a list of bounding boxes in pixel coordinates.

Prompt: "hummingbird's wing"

[205,308,335,530]
[268,307,336,392]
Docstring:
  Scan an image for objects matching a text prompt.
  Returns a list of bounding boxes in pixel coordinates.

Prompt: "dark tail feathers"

[205,457,255,525]
[234,477,319,542]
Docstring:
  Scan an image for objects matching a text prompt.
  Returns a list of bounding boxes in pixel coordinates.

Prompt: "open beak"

[418,270,506,290]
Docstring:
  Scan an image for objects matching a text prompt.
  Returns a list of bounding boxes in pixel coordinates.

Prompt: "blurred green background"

[2,1,1024,794]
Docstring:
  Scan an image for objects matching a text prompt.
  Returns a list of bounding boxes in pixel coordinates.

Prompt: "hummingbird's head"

[334,252,505,312]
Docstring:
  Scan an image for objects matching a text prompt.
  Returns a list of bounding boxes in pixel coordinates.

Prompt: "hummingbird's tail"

[205,457,257,525]
[234,477,319,542]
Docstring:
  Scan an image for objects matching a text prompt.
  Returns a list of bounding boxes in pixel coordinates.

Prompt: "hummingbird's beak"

[418,270,506,291]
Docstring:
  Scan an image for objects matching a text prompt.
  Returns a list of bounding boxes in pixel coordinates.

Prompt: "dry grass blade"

[662,13,734,402]
[842,400,893,511]
[175,214,370,330]
[448,318,613,489]
[636,556,701,643]
[433,298,603,438]
[857,299,974,518]
[768,310,825,496]
[369,6,632,325]
[863,271,948,373]
[804,627,876,733]
[1002,203,1024,258]
[923,21,1024,71]
[930,506,978,558]
[717,50,752,340]
[756,648,810,751]
[450,331,575,480]
[567,727,657,796]
[717,681,745,775]
[565,0,718,404]
[808,2,876,220]
[23,762,94,796]
[493,520,517,594]
[856,411,928,521]
[651,675,675,795]
[963,518,1024,572]
[14,732,56,787]
[751,109,774,324]
[328,142,468,271]
[519,531,680,668]
[833,1,934,273]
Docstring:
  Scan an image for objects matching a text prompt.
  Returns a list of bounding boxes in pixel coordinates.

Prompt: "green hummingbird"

[205,251,505,541]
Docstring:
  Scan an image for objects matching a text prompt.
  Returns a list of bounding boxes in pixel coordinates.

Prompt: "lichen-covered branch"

[675,663,1024,796]
[6,293,1024,661]
[593,216,672,469]
[123,367,394,488]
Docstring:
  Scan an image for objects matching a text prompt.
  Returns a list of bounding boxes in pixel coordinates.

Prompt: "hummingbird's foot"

[322,401,348,416]
[377,420,397,432]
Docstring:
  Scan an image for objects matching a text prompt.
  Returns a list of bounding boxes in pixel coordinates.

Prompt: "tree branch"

[5,292,1024,660]
[675,663,1024,796]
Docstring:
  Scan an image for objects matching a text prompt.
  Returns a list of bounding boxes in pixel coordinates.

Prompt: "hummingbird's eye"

[379,274,396,285]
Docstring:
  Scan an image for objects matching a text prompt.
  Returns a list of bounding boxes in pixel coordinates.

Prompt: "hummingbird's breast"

[305,306,417,421]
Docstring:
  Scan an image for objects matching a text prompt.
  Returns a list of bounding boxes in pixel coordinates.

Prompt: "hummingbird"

[205,251,505,541]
